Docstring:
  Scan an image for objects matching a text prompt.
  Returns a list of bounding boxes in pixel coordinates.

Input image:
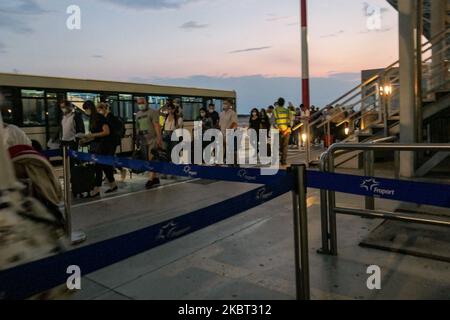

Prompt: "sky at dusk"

[0,0,400,113]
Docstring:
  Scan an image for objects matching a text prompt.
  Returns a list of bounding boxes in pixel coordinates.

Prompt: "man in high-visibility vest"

[273,97,292,166]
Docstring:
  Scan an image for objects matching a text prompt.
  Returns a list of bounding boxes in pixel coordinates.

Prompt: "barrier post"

[318,156,330,254]
[62,145,86,245]
[363,151,375,210]
[291,164,310,300]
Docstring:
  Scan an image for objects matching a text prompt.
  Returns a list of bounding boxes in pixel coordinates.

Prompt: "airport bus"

[0,72,236,153]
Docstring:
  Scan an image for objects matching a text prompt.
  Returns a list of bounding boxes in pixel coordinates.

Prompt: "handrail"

[323,29,448,110]
[319,142,450,255]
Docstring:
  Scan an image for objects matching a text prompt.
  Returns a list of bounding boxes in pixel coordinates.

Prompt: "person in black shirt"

[82,101,117,197]
[249,108,261,158]
[208,103,220,128]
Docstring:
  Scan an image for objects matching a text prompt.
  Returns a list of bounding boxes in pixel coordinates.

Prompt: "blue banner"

[0,175,293,300]
[69,150,288,185]
[307,171,450,208]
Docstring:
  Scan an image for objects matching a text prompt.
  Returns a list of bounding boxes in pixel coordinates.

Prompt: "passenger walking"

[163,104,183,161]
[273,98,291,166]
[219,99,238,164]
[82,101,117,197]
[196,108,213,160]
[59,101,85,151]
[208,103,220,128]
[97,102,127,181]
[259,108,272,156]
[135,102,163,190]
[197,107,214,131]
[266,105,276,128]
[249,108,261,156]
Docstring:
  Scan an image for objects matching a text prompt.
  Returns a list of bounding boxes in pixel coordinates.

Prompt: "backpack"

[108,114,126,139]
[74,111,86,135]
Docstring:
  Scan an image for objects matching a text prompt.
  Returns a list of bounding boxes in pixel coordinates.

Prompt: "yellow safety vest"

[274,107,291,133]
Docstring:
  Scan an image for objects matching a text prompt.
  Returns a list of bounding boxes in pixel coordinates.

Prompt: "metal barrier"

[3,144,450,299]
[319,143,450,255]
[62,145,86,245]
[1,149,312,300]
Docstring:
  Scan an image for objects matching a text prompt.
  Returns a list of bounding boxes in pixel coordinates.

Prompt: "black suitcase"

[71,164,96,198]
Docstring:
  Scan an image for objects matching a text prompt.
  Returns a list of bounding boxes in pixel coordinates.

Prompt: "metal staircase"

[310,29,450,173]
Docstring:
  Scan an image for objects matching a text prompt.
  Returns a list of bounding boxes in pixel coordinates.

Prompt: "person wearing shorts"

[135,103,163,189]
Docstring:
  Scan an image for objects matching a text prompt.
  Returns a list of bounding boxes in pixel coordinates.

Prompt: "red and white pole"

[300,0,310,110]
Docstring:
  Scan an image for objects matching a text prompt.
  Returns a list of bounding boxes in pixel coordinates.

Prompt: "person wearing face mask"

[59,101,85,151]
[219,99,238,165]
[135,101,163,190]
[82,100,117,197]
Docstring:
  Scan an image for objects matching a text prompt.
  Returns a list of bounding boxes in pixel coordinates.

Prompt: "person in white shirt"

[60,101,85,150]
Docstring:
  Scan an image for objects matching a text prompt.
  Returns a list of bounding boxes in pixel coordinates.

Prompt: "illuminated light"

[8,109,12,113]
[345,127,350,135]
[379,84,392,96]
[301,133,308,143]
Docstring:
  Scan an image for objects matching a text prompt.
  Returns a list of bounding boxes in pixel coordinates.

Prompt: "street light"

[379,82,392,136]
[344,123,350,136]
[379,84,392,96]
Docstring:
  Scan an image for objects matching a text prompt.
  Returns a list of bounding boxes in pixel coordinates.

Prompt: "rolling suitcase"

[71,164,96,198]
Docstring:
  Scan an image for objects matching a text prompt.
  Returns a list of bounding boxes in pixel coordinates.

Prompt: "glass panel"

[148,96,168,111]
[46,92,58,99]
[47,99,61,140]
[119,94,133,101]
[0,87,15,124]
[22,99,46,126]
[21,89,45,98]
[182,97,203,121]
[120,100,134,122]
[67,92,100,110]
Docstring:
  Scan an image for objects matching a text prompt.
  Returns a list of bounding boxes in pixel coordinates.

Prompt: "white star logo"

[360,179,381,191]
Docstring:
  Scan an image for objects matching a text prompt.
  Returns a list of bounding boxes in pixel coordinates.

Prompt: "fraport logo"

[256,187,273,201]
[157,221,191,240]
[183,166,198,177]
[237,169,257,182]
[360,178,395,197]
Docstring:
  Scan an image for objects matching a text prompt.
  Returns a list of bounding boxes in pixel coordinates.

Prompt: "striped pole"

[301,0,310,110]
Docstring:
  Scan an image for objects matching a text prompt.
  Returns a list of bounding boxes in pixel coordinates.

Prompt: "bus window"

[103,95,119,117]
[21,90,46,126]
[0,87,16,125]
[47,93,64,140]
[119,94,134,122]
[148,96,168,111]
[67,92,100,111]
[182,97,203,121]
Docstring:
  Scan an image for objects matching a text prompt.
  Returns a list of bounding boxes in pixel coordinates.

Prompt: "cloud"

[0,0,47,15]
[180,21,209,29]
[0,1,47,34]
[103,0,198,10]
[320,30,345,38]
[91,55,105,59]
[130,74,360,114]
[229,46,272,54]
